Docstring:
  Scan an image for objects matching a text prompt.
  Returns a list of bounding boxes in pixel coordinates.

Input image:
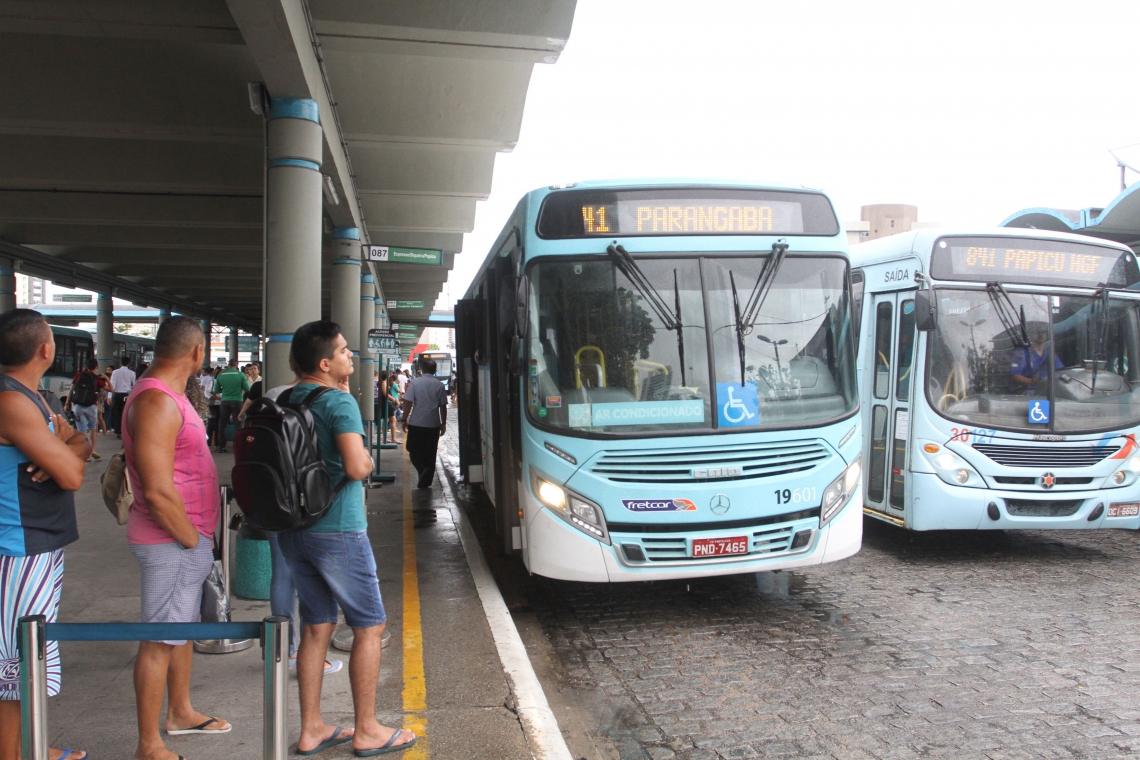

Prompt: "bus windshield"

[928,288,1140,433]
[525,254,857,435]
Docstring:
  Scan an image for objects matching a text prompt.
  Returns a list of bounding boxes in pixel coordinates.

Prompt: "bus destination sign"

[537,187,839,239]
[931,236,1140,289]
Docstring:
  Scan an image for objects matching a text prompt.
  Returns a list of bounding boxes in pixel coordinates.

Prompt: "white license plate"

[1108,502,1140,518]
[691,536,749,557]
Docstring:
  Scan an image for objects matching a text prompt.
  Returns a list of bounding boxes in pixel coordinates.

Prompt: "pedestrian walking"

[110,356,136,435]
[401,357,449,489]
[122,316,232,760]
[0,309,90,760]
[199,367,219,446]
[97,365,111,435]
[65,357,105,462]
[276,320,415,756]
[387,371,402,444]
[213,359,249,453]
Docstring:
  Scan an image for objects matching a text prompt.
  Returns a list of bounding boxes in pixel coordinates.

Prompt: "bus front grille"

[589,441,830,483]
[972,444,1119,468]
[632,526,798,561]
[1004,499,1083,517]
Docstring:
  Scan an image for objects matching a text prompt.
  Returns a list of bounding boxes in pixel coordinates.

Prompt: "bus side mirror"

[514,275,530,340]
[914,290,937,331]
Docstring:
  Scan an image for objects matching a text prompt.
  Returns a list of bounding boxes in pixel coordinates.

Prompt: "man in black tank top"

[0,309,90,760]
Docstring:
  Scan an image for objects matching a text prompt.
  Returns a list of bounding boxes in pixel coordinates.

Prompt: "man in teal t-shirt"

[276,320,416,756]
[213,360,249,452]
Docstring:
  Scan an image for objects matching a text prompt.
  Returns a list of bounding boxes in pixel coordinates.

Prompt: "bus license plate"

[692,536,749,557]
[1108,502,1140,518]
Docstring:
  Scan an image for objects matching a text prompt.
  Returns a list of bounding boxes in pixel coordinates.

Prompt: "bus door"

[864,291,917,520]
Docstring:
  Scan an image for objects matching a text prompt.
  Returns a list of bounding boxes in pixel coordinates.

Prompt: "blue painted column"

[0,259,14,312]
[200,319,212,368]
[359,273,376,421]
[331,227,362,397]
[265,97,323,390]
[96,294,115,372]
[158,308,171,325]
[229,326,239,364]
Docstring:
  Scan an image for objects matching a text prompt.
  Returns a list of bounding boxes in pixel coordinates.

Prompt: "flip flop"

[56,750,87,760]
[288,658,343,675]
[296,726,352,756]
[354,730,417,756]
[167,717,231,735]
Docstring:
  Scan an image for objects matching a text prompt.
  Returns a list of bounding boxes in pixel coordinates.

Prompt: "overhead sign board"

[366,246,443,266]
[367,328,399,352]
[387,300,426,310]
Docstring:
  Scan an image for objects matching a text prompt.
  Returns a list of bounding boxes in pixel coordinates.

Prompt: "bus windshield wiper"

[729,239,790,384]
[986,282,1028,348]
[606,243,686,387]
[1092,285,1113,393]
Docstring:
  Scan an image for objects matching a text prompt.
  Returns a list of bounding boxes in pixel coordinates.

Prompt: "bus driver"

[1010,325,1062,391]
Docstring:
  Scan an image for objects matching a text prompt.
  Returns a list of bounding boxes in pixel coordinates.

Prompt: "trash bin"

[233,520,272,600]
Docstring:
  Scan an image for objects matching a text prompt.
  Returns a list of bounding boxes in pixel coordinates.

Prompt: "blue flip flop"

[354,730,417,757]
[57,750,87,760]
[296,726,352,756]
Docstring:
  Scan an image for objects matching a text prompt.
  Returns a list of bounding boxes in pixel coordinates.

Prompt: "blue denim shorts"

[277,530,386,629]
[73,404,98,433]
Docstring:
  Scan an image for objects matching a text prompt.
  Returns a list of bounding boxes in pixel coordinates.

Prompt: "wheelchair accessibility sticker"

[1028,399,1050,425]
[716,382,759,427]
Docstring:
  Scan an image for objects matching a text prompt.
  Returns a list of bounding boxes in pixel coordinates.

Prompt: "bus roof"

[850,226,1134,269]
[465,179,845,300]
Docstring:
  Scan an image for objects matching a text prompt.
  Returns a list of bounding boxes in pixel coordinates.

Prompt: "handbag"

[99,449,133,525]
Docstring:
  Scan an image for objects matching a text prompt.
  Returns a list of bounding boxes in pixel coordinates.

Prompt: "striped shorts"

[130,539,213,645]
[0,550,65,700]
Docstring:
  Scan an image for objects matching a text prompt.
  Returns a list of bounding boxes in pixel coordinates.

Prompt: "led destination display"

[931,236,1140,289]
[537,187,839,239]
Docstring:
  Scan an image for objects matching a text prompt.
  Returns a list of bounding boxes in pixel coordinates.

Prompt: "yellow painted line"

[402,457,429,758]
[863,506,906,527]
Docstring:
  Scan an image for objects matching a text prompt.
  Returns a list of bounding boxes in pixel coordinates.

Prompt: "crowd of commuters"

[0,311,464,758]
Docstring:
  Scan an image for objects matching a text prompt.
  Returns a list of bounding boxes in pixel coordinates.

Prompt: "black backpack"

[231,386,347,532]
[70,372,97,407]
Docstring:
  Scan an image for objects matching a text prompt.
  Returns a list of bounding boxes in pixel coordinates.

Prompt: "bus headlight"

[920,443,986,489]
[821,457,860,526]
[1103,456,1140,488]
[531,469,609,544]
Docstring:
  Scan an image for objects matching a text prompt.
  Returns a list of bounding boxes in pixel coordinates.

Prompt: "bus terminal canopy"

[0,0,576,329]
[1002,182,1140,251]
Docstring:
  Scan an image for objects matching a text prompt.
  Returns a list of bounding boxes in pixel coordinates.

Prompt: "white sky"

[442,0,1140,308]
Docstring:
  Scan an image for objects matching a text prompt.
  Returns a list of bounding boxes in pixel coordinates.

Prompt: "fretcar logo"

[621,498,698,512]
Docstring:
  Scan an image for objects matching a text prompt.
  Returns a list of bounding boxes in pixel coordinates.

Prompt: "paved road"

[439,420,1140,759]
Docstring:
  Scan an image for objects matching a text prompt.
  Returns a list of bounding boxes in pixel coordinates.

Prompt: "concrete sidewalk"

[41,418,532,760]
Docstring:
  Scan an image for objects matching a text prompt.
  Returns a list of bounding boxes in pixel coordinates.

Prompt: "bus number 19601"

[775,487,817,506]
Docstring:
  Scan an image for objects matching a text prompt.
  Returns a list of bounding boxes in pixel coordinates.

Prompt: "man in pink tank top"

[123,317,230,760]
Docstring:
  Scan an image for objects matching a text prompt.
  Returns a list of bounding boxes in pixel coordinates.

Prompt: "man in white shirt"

[109,357,136,435]
[396,370,409,394]
[401,358,448,489]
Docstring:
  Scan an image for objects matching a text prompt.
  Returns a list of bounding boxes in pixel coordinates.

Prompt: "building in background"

[849,204,939,245]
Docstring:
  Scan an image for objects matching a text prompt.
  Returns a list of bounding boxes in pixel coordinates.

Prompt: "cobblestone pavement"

[438,411,1140,759]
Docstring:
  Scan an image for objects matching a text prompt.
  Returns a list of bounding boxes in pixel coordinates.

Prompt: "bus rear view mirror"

[514,275,530,339]
[914,289,937,331]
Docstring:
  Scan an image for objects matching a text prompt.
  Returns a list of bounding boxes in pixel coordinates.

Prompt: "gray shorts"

[129,538,213,645]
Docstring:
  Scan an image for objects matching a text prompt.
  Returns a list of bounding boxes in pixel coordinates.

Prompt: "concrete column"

[359,274,376,421]
[330,227,361,398]
[96,294,115,372]
[158,309,171,325]
[200,319,212,368]
[0,258,15,313]
[265,97,323,390]
[229,326,239,365]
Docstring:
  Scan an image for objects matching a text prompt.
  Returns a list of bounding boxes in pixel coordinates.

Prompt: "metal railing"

[18,616,290,760]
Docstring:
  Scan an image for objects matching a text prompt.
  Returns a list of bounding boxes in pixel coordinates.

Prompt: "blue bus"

[455,180,863,581]
[851,227,1140,530]
[41,326,155,400]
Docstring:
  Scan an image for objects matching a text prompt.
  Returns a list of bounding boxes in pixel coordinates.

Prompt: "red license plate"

[1108,502,1140,518]
[691,536,749,557]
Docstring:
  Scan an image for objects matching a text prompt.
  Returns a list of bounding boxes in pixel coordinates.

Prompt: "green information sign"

[367,246,442,266]
[386,300,426,310]
[53,294,92,303]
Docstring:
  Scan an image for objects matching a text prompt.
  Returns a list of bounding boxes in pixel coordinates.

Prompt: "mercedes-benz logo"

[1041,472,1055,490]
[710,494,731,515]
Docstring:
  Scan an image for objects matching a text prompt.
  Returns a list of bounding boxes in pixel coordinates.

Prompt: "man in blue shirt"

[1011,325,1063,391]
[276,320,416,757]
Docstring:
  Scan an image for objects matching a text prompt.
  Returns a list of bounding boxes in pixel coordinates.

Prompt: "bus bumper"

[909,472,1140,531]
[523,495,863,583]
